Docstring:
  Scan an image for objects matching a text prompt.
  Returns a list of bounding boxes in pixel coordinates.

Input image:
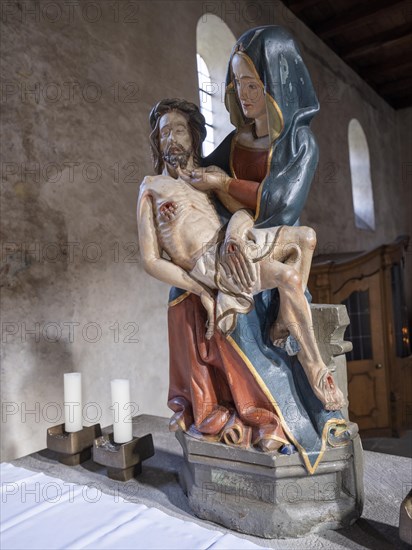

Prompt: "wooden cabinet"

[309,236,411,437]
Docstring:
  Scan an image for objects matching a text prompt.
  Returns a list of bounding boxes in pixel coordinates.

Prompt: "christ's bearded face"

[159,111,192,170]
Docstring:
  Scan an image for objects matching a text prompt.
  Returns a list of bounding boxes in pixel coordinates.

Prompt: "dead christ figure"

[137,99,345,412]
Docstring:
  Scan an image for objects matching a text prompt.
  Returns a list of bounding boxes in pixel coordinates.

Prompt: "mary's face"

[231,53,266,120]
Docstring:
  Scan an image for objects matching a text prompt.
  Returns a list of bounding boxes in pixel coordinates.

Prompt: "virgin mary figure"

[166,25,352,474]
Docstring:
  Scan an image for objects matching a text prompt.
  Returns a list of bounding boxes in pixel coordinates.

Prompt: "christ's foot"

[312,369,346,411]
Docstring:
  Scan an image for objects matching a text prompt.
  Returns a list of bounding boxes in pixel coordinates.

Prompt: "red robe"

[167,143,289,448]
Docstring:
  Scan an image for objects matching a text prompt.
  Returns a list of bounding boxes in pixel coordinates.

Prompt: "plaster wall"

[1,0,411,461]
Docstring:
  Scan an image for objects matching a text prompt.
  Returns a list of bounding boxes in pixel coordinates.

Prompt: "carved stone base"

[175,303,362,537]
[176,430,364,538]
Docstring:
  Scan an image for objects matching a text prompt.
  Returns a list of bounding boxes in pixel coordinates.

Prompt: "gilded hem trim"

[176,416,188,432]
[168,291,190,307]
[252,434,289,446]
[266,91,284,140]
[229,134,237,180]
[251,225,284,264]
[226,335,345,474]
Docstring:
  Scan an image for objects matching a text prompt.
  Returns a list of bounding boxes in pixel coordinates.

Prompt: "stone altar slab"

[10,415,411,549]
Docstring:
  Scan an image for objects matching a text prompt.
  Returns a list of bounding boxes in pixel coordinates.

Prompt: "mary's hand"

[221,236,257,292]
[177,165,230,192]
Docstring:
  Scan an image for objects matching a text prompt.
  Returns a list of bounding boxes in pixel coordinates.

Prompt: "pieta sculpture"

[137,26,357,476]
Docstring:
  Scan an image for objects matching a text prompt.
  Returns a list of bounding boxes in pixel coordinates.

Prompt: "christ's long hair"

[149,98,207,175]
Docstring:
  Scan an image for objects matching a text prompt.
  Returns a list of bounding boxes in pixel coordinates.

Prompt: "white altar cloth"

[0,463,263,550]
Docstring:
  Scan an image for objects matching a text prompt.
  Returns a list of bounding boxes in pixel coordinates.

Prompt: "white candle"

[64,372,82,432]
[111,379,133,443]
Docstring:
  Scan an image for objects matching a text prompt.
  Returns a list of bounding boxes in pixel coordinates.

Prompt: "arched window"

[197,54,214,156]
[196,14,236,155]
[348,119,375,231]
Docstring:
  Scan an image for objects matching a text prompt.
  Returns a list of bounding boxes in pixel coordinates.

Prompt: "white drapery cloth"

[0,463,263,550]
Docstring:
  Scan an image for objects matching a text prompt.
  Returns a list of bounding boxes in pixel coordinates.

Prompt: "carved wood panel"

[336,274,389,430]
[309,237,411,436]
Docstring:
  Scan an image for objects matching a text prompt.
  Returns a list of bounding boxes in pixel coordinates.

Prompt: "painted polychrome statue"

[137,26,356,474]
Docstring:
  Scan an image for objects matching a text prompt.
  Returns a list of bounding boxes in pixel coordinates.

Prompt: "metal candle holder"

[93,432,154,481]
[47,423,102,466]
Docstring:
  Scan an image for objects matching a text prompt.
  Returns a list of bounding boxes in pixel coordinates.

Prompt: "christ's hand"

[221,238,257,292]
[200,290,215,340]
